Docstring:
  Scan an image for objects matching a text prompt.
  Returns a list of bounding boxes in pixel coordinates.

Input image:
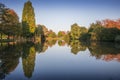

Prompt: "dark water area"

[0,41,120,80]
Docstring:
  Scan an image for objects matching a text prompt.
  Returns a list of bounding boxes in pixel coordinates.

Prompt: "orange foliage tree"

[102,19,120,29]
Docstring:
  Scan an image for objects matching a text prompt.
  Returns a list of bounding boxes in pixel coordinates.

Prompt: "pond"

[0,40,120,80]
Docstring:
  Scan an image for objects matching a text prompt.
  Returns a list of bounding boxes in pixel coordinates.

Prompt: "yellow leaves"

[29,47,35,55]
[29,23,35,33]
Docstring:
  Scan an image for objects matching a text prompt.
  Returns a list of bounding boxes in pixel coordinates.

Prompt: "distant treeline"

[69,19,120,42]
[0,1,120,42]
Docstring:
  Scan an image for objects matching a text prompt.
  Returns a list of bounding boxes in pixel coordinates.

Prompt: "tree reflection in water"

[22,42,36,78]
[0,42,21,80]
[69,40,87,55]
[88,42,120,62]
[0,40,120,79]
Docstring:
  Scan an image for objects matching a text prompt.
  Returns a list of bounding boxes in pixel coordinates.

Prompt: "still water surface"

[0,40,120,80]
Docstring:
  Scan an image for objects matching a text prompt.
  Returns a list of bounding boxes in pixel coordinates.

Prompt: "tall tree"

[22,1,36,38]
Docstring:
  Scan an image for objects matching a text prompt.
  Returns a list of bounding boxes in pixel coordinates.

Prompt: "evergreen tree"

[22,1,36,38]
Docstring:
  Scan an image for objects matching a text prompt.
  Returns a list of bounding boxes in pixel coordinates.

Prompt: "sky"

[0,0,120,32]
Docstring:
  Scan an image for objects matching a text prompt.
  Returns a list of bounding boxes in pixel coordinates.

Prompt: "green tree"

[100,28,120,41]
[22,1,36,38]
[88,23,104,41]
[35,25,43,37]
[63,33,70,44]
[70,23,81,40]
[79,27,88,41]
[42,25,48,35]
[58,31,66,38]
[36,25,46,41]
[70,23,88,40]
[47,30,56,38]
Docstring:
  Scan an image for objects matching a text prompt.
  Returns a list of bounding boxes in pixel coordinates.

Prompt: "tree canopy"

[0,3,20,39]
[22,1,36,38]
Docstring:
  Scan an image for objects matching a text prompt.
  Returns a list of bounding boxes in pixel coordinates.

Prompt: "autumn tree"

[3,9,20,39]
[88,20,120,42]
[40,25,49,38]
[39,25,56,38]
[0,3,20,39]
[102,19,120,29]
[22,1,36,38]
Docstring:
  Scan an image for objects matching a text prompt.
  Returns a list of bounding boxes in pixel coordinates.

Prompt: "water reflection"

[69,40,87,55]
[0,40,120,79]
[22,42,36,78]
[0,43,21,79]
[88,42,120,62]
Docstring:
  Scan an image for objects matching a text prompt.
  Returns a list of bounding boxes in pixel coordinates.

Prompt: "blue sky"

[0,0,120,32]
